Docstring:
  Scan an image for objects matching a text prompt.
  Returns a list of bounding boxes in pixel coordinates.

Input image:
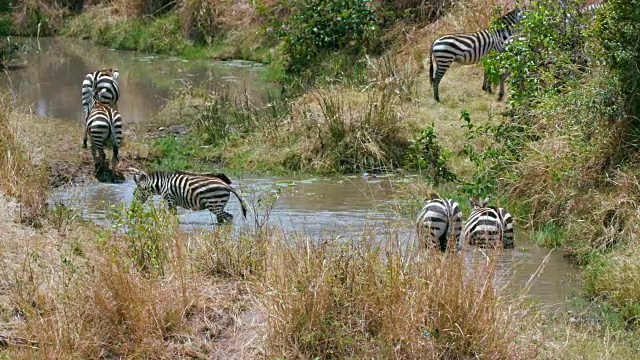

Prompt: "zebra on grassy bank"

[429,7,523,102]
[131,169,248,224]
[416,198,463,252]
[463,197,514,249]
[82,68,120,148]
[85,101,123,174]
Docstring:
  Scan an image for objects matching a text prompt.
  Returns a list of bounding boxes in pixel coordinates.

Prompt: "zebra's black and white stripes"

[429,8,522,102]
[82,68,120,148]
[131,169,248,224]
[463,197,514,249]
[416,198,463,252]
[85,101,123,173]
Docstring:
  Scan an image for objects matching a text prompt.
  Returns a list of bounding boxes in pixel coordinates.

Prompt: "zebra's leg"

[432,62,449,102]
[498,72,509,101]
[483,70,495,94]
[111,145,119,173]
[90,144,100,171]
[161,194,177,214]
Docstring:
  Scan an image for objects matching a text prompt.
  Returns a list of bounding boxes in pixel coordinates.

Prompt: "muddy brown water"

[0,37,270,123]
[2,37,580,308]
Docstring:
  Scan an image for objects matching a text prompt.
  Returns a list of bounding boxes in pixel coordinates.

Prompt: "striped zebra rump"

[499,207,515,249]
[82,68,120,121]
[429,7,522,102]
[464,197,515,249]
[416,198,463,252]
[131,169,248,224]
[85,102,123,172]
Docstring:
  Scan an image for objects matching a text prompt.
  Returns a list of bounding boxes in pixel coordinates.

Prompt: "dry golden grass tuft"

[0,95,49,223]
[264,232,542,358]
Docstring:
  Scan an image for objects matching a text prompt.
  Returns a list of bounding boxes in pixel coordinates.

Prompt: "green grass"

[62,10,274,64]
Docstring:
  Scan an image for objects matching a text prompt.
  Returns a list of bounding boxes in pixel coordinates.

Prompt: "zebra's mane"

[148,170,232,184]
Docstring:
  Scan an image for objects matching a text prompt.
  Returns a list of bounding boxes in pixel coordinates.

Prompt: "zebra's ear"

[468,198,475,209]
[133,172,145,184]
[481,197,490,207]
[112,70,120,81]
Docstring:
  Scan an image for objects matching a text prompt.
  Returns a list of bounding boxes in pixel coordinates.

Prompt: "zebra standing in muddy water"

[131,169,249,224]
[416,198,463,252]
[85,100,123,174]
[429,7,523,102]
[81,68,120,149]
[463,197,514,249]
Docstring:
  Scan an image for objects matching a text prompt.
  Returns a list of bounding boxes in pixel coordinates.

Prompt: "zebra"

[82,68,120,148]
[85,100,123,174]
[429,7,523,102]
[561,0,606,29]
[131,169,249,224]
[463,197,514,249]
[416,198,463,252]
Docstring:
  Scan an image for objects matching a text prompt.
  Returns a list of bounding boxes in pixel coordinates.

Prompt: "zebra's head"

[468,197,490,210]
[132,169,153,204]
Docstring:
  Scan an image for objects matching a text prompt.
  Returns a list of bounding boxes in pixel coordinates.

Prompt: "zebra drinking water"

[131,169,249,224]
[463,197,514,249]
[429,7,523,102]
[416,198,463,252]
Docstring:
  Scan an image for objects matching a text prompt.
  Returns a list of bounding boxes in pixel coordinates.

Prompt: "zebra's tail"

[429,45,434,85]
[228,185,248,218]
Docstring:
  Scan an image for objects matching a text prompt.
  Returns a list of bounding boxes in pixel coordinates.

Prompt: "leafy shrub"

[460,110,529,198]
[109,202,177,277]
[404,123,457,186]
[593,0,640,136]
[269,0,380,75]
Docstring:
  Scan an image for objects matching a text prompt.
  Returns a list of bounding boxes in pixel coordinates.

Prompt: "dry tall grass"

[264,233,541,358]
[0,95,49,224]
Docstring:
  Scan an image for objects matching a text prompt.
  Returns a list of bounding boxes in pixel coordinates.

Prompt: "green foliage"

[484,1,591,107]
[195,89,255,146]
[593,0,640,130]
[0,0,11,13]
[460,110,528,198]
[149,136,215,171]
[109,202,175,277]
[404,123,457,186]
[313,89,408,173]
[533,221,566,248]
[268,0,379,76]
[0,1,12,36]
[48,201,80,234]
[0,15,12,35]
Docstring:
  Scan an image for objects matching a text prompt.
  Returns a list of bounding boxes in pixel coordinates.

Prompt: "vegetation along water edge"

[1,0,640,357]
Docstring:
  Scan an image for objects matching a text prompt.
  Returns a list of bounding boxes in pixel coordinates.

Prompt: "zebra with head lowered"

[82,68,120,149]
[131,169,248,224]
[416,198,463,252]
[85,100,123,174]
[463,197,514,249]
[429,7,523,102]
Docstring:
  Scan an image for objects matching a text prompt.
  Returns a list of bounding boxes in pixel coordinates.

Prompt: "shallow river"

[3,37,581,308]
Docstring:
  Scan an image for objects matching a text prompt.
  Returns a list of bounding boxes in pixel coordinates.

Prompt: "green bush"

[593,0,640,134]
[269,0,380,76]
[404,123,457,186]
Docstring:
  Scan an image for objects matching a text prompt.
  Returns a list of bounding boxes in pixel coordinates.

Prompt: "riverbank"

[2,95,640,357]
[2,0,640,356]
